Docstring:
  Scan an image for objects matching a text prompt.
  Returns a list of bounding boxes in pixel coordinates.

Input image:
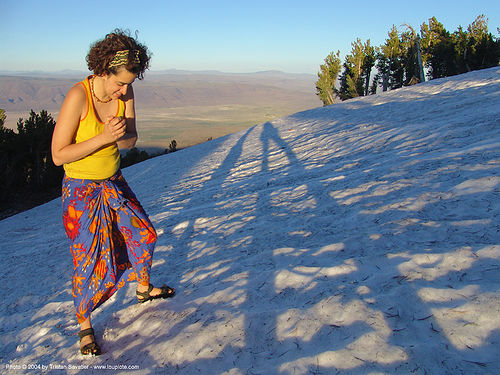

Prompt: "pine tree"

[0,110,19,206]
[458,15,500,72]
[453,26,471,73]
[371,25,404,92]
[400,29,421,85]
[1,110,64,215]
[402,24,425,84]
[382,26,405,90]
[16,110,61,190]
[374,24,427,91]
[371,47,389,93]
[338,39,375,100]
[421,17,456,79]
[450,15,500,74]
[315,50,341,106]
[361,40,376,96]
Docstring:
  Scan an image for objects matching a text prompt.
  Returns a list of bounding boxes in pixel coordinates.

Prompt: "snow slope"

[1,67,500,374]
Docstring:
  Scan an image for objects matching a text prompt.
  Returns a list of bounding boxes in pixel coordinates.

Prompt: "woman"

[52,29,174,356]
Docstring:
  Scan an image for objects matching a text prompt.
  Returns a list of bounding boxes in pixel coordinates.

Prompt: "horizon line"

[0,68,316,76]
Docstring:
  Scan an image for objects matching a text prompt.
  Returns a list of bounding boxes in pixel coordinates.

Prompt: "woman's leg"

[79,317,93,350]
[110,172,173,300]
[110,181,160,295]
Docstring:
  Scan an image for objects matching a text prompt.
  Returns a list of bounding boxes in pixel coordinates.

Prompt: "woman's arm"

[51,84,127,166]
[116,85,138,149]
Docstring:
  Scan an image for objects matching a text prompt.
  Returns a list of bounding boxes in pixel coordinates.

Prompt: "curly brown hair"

[86,29,151,79]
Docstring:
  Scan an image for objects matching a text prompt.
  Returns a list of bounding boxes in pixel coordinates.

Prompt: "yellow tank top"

[63,77,125,180]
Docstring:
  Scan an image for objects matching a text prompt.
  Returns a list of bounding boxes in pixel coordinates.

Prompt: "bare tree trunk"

[464,49,471,72]
[327,90,335,105]
[416,38,425,83]
[364,69,371,96]
[382,73,388,92]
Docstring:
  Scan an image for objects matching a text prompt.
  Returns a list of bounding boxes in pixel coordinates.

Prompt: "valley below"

[1,70,321,150]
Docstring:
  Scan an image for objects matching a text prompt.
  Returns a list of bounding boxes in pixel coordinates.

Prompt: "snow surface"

[1,67,500,374]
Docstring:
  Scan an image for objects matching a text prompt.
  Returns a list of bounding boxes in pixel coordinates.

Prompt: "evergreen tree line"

[316,15,500,105]
[0,109,177,219]
[0,109,63,217]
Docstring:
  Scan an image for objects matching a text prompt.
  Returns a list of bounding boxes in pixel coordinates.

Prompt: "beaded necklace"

[90,76,113,104]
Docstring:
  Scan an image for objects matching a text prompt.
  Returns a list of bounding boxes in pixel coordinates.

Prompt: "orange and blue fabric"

[61,170,157,323]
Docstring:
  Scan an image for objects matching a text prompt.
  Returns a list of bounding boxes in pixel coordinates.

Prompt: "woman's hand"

[102,116,127,143]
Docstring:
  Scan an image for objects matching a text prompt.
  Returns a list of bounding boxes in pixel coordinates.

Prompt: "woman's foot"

[136,284,175,303]
[78,328,101,355]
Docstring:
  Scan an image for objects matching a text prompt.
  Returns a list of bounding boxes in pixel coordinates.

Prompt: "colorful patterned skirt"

[61,170,157,323]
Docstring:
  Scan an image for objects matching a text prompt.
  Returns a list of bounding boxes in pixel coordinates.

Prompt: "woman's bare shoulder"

[56,80,89,123]
[66,82,87,103]
[59,81,88,114]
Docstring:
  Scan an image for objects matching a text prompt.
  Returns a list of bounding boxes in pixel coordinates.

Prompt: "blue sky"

[1,0,499,74]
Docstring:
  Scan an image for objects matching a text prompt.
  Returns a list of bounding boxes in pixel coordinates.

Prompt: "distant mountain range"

[0,70,319,114]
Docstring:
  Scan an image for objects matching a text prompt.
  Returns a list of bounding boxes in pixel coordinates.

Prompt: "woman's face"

[103,68,136,99]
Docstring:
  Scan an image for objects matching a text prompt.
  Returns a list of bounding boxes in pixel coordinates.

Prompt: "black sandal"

[78,328,101,356]
[136,284,175,304]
